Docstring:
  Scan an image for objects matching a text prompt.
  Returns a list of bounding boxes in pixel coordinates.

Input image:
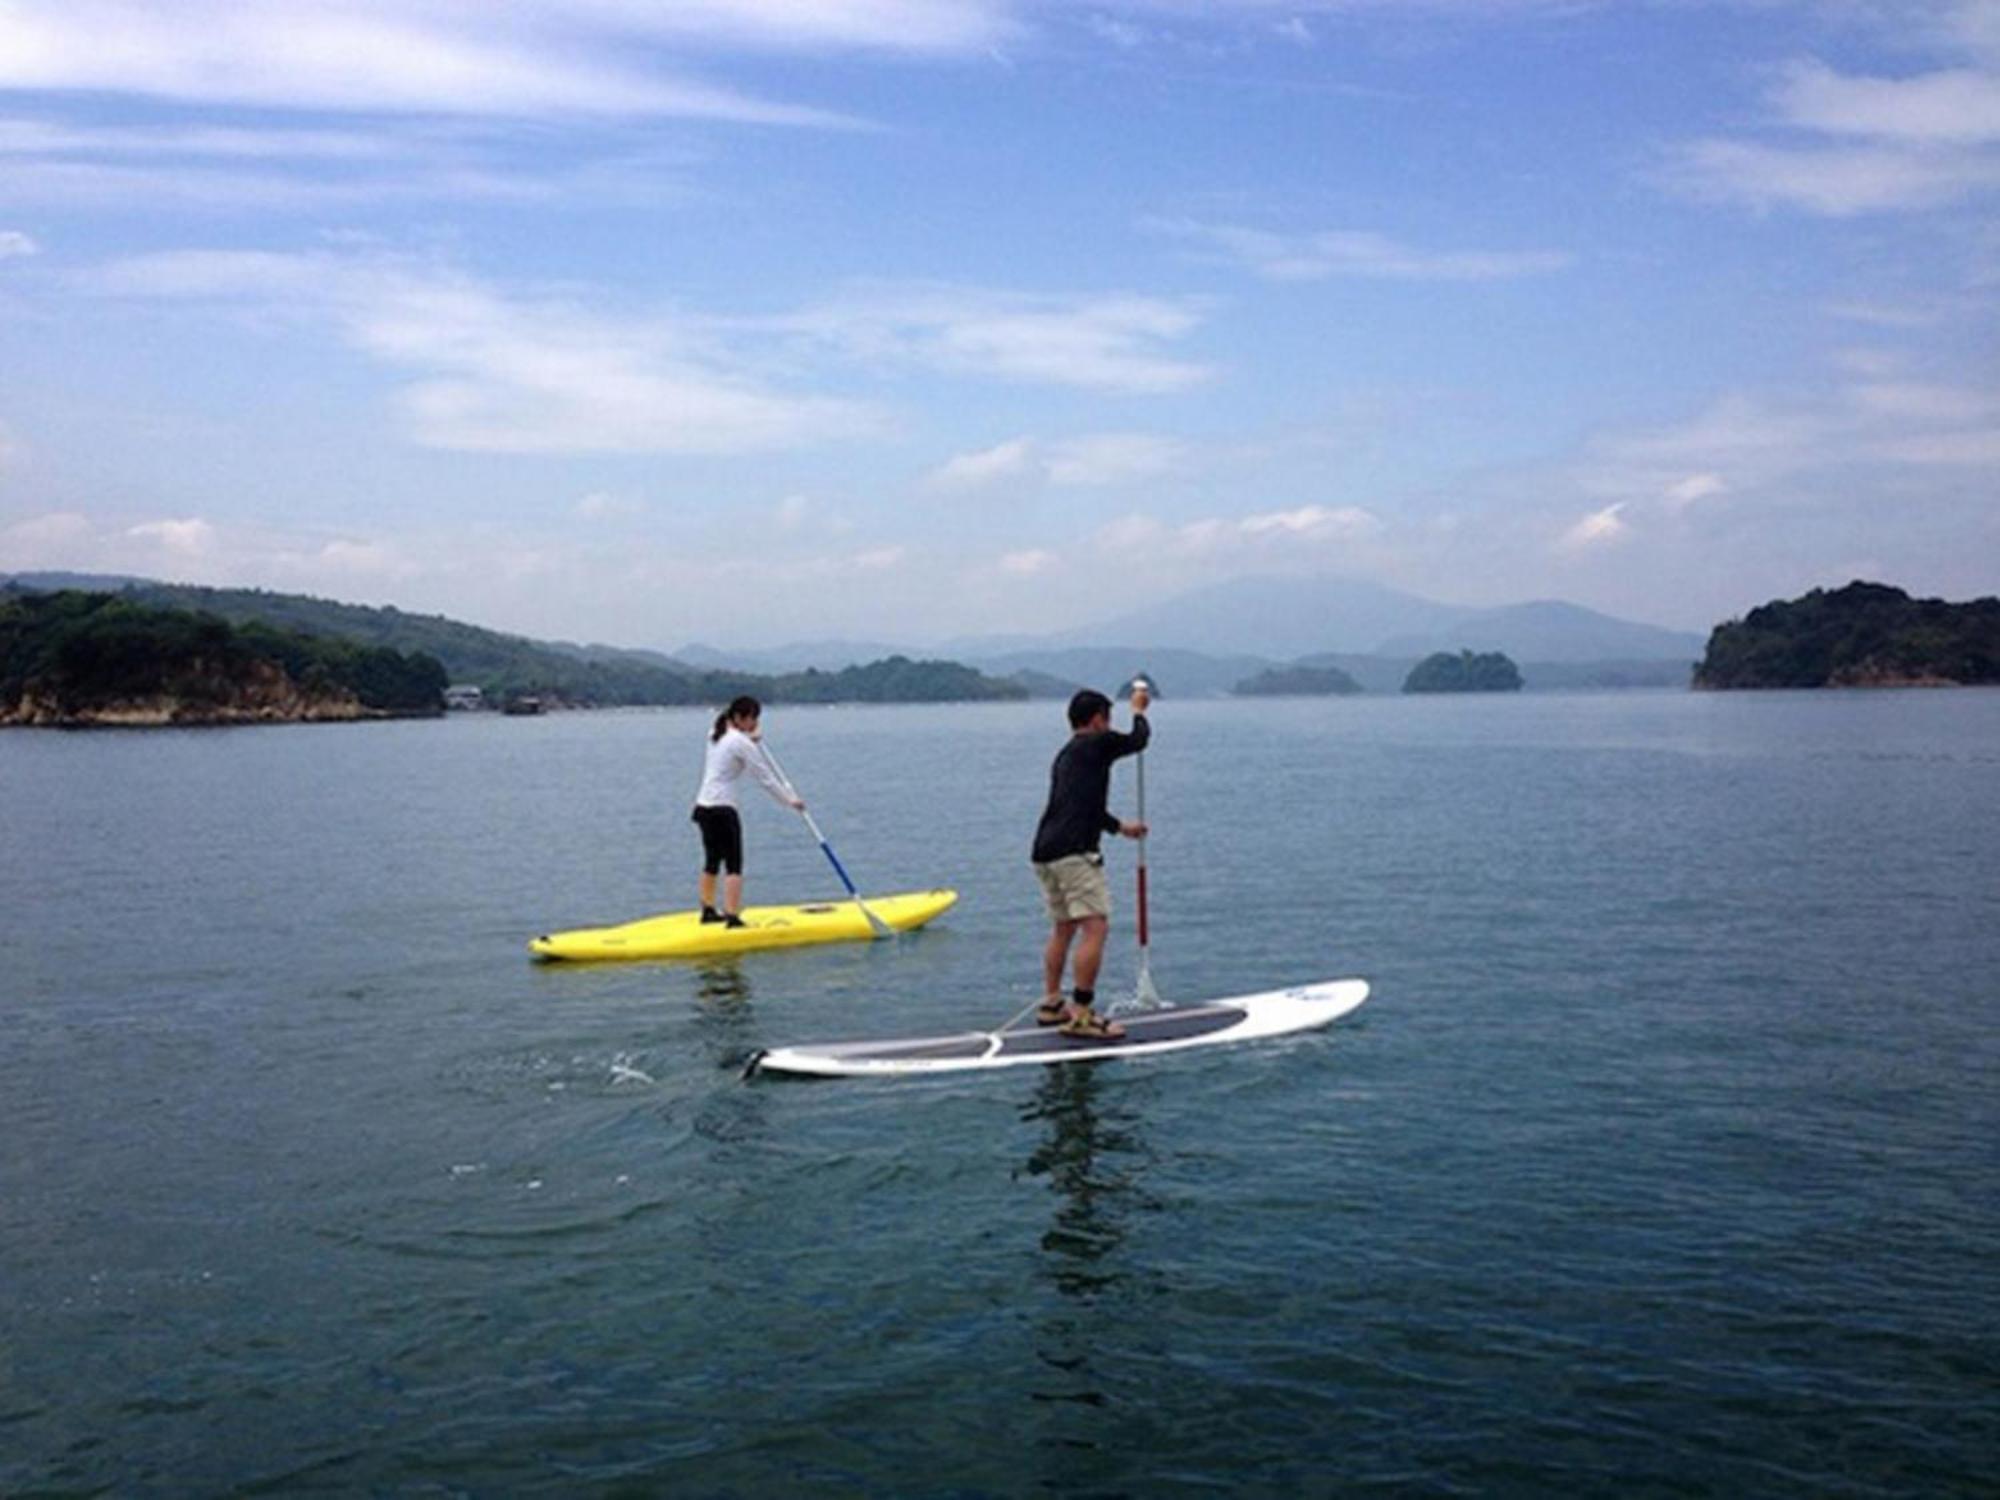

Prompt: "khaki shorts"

[1033,852,1110,923]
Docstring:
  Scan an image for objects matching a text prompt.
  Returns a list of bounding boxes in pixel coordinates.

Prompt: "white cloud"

[850,544,906,571]
[1826,300,1950,329]
[93,249,884,455]
[1092,502,1380,562]
[1662,472,1727,512]
[316,538,420,578]
[1557,502,1629,553]
[0,1,966,125]
[126,517,216,557]
[1663,24,2000,216]
[998,547,1057,575]
[576,491,643,519]
[1665,138,2000,215]
[1088,15,1150,49]
[783,285,1213,393]
[0,229,39,258]
[1870,428,2000,464]
[1273,17,1315,46]
[1557,370,2000,545]
[1775,59,2000,146]
[926,436,1041,490]
[0,115,627,211]
[1239,503,1379,540]
[1149,218,1572,281]
[1846,380,1998,424]
[1046,432,1184,486]
[926,431,1186,491]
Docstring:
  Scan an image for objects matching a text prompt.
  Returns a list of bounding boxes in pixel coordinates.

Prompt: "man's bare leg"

[1042,919,1078,1016]
[1061,916,1124,1038]
[1072,916,1108,992]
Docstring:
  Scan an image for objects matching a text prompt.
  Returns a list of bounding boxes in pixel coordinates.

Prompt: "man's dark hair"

[1067,689,1112,728]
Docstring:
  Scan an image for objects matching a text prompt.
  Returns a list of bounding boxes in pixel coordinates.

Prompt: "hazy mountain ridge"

[0,576,1023,705]
[674,575,1700,676]
[5,571,1701,698]
[1376,599,1703,663]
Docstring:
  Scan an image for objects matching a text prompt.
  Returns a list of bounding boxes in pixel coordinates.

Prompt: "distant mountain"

[4,570,155,593]
[1001,667,1089,700]
[0,578,1022,706]
[983,574,1696,664]
[677,639,918,673]
[1375,600,1703,664]
[964,645,1287,700]
[1047,574,1461,659]
[1292,652,1419,694]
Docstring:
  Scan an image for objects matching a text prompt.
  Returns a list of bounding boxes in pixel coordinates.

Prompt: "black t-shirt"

[1031,715,1149,863]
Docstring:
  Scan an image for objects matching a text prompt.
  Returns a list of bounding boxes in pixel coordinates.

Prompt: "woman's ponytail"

[711,694,762,741]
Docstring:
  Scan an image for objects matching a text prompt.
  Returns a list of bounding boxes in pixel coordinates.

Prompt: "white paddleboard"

[748,978,1368,1079]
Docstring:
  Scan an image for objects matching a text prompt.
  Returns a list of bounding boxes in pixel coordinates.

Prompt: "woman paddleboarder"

[692,695,803,927]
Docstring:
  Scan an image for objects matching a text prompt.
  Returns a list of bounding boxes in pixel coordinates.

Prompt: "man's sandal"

[1059,1011,1125,1041]
[1035,996,1069,1027]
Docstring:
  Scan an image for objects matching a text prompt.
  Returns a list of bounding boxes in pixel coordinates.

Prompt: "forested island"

[1402,650,1523,693]
[1232,664,1362,697]
[2,590,446,726]
[0,584,1027,726]
[1694,581,2000,689]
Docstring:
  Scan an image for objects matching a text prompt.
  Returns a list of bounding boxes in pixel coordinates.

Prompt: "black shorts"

[691,804,743,876]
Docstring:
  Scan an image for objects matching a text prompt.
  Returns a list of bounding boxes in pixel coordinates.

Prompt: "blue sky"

[0,0,1994,649]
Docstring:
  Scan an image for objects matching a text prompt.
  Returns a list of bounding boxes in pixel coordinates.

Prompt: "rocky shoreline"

[0,659,426,728]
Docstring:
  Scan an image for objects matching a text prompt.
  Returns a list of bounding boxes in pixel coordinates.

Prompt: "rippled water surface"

[4,692,1997,1496]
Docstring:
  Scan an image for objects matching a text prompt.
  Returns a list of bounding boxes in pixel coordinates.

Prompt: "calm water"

[4,692,1997,1497]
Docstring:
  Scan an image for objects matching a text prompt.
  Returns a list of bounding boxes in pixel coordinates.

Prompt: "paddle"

[1119,675,1166,1014]
[755,739,895,940]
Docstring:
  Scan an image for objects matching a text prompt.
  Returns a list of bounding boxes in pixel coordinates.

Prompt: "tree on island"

[1694,580,2000,689]
[1233,664,1363,697]
[1402,650,1523,694]
[0,590,446,724]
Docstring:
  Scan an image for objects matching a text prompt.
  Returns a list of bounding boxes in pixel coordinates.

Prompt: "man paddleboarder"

[1031,682,1151,1040]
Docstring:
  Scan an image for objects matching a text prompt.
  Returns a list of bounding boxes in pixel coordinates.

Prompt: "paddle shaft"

[1130,679,1161,1008]
[756,739,890,936]
[1136,747,1150,950]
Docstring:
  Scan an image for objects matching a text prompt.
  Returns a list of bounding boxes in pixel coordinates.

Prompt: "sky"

[0,0,1995,650]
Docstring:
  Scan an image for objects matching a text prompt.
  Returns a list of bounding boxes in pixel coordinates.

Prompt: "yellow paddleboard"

[529,888,958,962]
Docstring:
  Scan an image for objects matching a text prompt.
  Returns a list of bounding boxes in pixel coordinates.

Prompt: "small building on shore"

[444,685,485,711]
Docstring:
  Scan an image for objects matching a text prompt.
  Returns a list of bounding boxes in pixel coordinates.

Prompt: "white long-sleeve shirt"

[694,726,793,810]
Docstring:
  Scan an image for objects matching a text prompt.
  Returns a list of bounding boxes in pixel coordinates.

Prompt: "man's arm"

[1106,681,1152,758]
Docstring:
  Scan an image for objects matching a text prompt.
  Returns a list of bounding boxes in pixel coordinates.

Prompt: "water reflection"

[1019,1064,1152,1296]
[689,960,766,1141]
[689,960,758,1068]
[1019,1064,1162,1485]
[694,959,752,1008]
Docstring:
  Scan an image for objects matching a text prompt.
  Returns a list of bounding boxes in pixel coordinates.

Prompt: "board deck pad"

[750,979,1368,1078]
